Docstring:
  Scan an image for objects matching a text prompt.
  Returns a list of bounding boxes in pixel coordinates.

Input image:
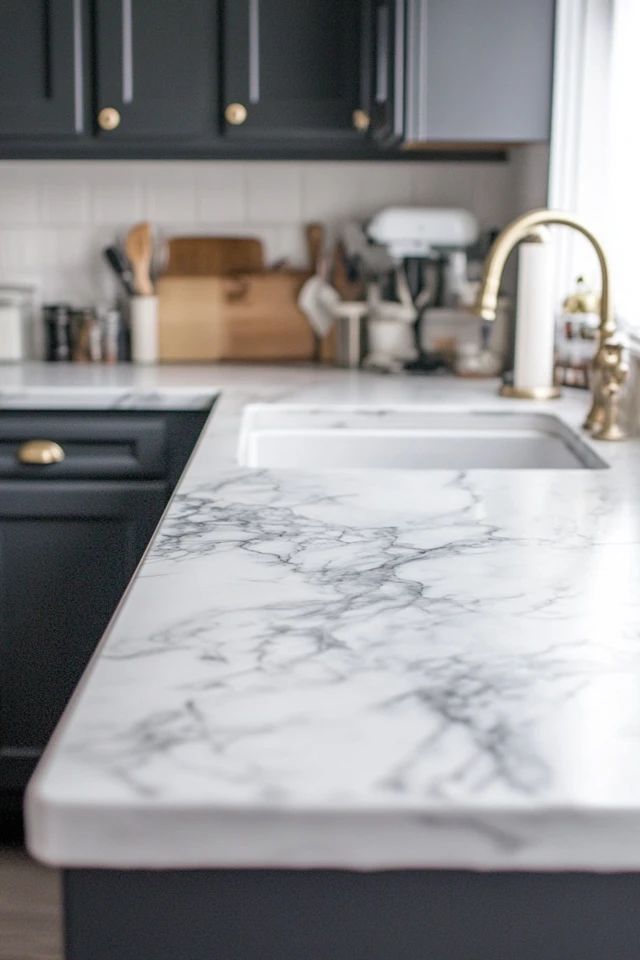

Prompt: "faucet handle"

[587,339,629,441]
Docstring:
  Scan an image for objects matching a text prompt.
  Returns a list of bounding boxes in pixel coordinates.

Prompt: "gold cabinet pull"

[17,440,65,466]
[352,109,370,132]
[98,107,121,131]
[225,102,248,125]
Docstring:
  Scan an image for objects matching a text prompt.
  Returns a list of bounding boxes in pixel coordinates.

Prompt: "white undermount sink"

[238,405,608,471]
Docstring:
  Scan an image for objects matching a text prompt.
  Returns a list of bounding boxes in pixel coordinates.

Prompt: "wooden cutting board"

[164,237,265,277]
[157,272,318,361]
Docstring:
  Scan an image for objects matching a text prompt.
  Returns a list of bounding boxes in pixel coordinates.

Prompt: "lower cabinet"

[0,481,167,806]
[0,406,210,833]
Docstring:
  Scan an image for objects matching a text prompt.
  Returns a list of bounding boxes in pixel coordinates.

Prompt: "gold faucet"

[475,208,628,441]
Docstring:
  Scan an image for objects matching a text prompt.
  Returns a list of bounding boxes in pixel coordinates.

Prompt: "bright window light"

[609,0,640,329]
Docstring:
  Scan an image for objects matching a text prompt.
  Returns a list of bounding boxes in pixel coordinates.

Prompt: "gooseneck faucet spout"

[475,208,626,440]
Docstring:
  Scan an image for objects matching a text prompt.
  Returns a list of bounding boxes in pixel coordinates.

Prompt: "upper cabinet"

[0,0,84,139]
[368,0,406,146]
[222,0,362,141]
[368,0,555,145]
[94,0,218,140]
[0,0,555,156]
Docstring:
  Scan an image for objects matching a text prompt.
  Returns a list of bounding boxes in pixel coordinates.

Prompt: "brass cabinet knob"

[98,107,121,131]
[225,102,248,125]
[352,109,370,132]
[17,440,65,466]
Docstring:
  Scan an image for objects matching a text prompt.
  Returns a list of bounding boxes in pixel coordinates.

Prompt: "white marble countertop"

[18,363,640,872]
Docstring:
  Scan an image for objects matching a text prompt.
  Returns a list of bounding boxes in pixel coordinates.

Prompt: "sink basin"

[238,405,607,471]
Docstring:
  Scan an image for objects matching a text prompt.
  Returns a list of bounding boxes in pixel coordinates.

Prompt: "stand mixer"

[364,207,480,371]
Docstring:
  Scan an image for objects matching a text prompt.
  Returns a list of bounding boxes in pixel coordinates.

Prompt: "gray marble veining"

[20,364,640,870]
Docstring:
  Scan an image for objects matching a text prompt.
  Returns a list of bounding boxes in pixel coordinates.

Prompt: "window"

[549,0,640,332]
[608,0,640,330]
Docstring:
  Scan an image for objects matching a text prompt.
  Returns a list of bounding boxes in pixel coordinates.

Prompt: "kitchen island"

[16,363,640,959]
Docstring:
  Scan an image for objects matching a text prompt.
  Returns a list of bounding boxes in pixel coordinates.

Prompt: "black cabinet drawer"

[0,413,167,479]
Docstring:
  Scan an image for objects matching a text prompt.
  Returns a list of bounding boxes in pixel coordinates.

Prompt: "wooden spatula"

[125,222,154,296]
[305,222,325,274]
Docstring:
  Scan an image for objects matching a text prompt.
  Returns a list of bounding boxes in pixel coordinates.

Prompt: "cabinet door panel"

[0,0,84,138]
[223,0,361,139]
[0,480,166,792]
[420,0,554,142]
[369,0,405,145]
[95,0,218,139]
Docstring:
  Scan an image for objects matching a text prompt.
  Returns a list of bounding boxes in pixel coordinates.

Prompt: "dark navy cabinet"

[0,0,554,157]
[0,0,85,139]
[367,0,406,145]
[0,408,209,834]
[222,0,362,141]
[0,480,165,791]
[63,868,640,960]
[94,0,218,141]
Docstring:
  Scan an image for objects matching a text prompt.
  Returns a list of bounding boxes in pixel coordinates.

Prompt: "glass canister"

[0,285,37,361]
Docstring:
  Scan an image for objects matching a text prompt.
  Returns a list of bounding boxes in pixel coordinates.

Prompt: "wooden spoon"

[305,222,325,275]
[125,222,154,296]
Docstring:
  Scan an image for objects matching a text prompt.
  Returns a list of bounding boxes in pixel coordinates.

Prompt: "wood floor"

[0,847,62,960]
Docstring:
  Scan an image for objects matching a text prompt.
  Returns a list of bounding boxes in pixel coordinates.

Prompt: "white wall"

[0,156,538,306]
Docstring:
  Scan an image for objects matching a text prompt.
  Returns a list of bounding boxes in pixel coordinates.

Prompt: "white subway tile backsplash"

[410,162,476,208]
[43,228,99,271]
[0,228,44,273]
[300,163,362,222]
[196,163,246,224]
[0,165,40,225]
[40,165,91,225]
[0,156,527,303]
[246,163,302,223]
[471,163,515,229]
[143,163,198,223]
[357,162,414,215]
[91,167,145,225]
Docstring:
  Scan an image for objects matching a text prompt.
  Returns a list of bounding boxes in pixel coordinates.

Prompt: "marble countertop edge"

[14,364,640,871]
